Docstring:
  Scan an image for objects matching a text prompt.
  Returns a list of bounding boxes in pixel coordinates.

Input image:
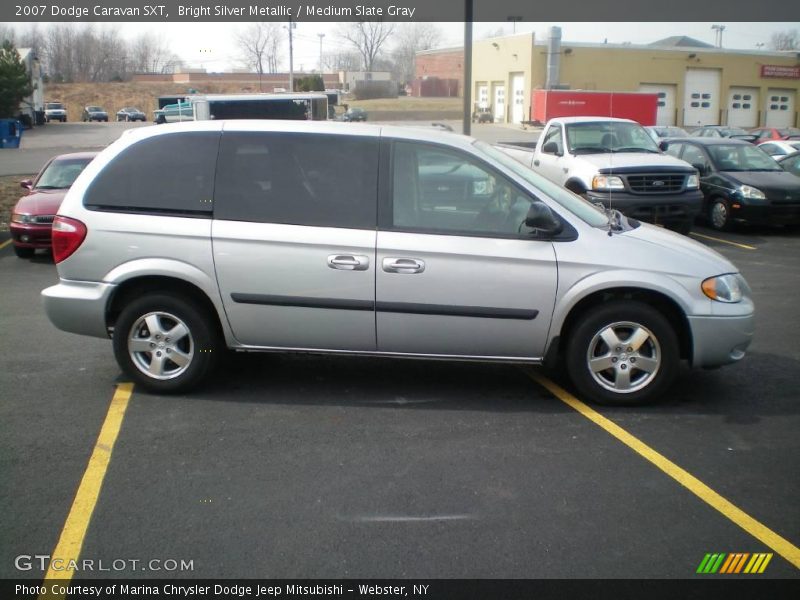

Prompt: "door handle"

[327,254,369,271]
[382,257,425,274]
[533,159,540,166]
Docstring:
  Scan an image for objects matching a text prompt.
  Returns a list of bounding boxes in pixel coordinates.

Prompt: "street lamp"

[711,24,726,48]
[318,33,326,72]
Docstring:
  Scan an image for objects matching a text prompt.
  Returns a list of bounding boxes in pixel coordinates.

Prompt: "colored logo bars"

[697,553,773,574]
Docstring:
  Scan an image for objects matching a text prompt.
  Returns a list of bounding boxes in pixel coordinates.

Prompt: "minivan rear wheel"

[565,301,679,405]
[113,294,219,394]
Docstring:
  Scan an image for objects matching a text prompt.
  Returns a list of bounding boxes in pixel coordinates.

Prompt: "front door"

[376,139,557,358]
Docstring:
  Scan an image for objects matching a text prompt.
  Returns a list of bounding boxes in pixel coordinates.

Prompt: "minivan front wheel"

[565,301,679,405]
[113,294,219,393]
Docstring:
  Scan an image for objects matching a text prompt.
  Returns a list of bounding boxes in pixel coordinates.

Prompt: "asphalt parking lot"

[0,122,798,584]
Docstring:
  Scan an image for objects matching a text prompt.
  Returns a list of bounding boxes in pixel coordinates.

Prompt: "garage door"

[511,73,525,124]
[493,83,505,123]
[765,89,796,128]
[639,84,676,126]
[727,87,759,128]
[477,84,489,109]
[684,69,721,127]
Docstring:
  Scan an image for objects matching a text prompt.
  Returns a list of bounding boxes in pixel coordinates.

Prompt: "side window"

[214,132,378,229]
[84,132,219,215]
[541,125,563,154]
[663,142,683,159]
[391,141,534,237]
[681,145,710,171]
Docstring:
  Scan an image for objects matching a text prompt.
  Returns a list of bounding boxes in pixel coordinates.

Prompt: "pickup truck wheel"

[565,301,679,405]
[709,198,732,231]
[112,294,220,394]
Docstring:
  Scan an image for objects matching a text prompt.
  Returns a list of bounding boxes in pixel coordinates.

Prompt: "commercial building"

[416,30,800,127]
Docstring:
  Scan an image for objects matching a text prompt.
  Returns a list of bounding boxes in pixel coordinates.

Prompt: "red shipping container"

[531,90,658,126]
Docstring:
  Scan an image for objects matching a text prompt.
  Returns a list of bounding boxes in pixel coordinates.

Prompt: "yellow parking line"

[0,239,12,250]
[526,370,800,571]
[690,232,757,251]
[39,383,133,598]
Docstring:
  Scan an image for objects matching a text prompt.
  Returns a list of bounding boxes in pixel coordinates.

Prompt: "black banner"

[3,579,799,600]
[2,0,799,23]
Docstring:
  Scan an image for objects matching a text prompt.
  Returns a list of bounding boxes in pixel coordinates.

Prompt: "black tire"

[13,245,35,258]
[668,219,693,236]
[708,197,732,231]
[565,300,680,405]
[112,293,220,394]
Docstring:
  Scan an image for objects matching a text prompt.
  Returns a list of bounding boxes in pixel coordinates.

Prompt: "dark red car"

[10,152,97,258]
[750,127,800,142]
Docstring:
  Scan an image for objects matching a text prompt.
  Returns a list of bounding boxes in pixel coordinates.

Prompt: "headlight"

[11,212,33,224]
[686,174,699,189]
[592,175,625,191]
[702,274,743,303]
[736,185,765,200]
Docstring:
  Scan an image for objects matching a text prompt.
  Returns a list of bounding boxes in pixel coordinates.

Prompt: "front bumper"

[586,189,704,225]
[10,223,52,248]
[731,202,800,226]
[688,313,755,368]
[42,279,116,339]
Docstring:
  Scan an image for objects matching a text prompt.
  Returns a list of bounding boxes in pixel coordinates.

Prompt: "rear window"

[213,131,378,229]
[83,132,220,216]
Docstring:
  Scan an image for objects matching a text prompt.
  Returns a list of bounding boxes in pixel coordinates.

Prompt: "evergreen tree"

[0,40,32,119]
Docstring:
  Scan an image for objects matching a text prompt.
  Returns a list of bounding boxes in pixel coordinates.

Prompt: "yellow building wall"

[470,36,800,126]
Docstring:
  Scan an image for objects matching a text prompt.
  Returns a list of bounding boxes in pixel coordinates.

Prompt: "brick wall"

[414,49,465,97]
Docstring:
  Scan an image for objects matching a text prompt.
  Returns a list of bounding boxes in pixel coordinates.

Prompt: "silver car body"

[43,120,753,374]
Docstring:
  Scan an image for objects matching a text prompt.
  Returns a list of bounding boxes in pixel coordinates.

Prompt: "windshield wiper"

[613,147,660,153]
[572,146,611,154]
[33,185,64,189]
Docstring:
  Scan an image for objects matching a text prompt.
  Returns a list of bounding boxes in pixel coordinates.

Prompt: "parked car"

[82,106,109,122]
[497,117,703,234]
[10,152,97,258]
[644,126,689,142]
[777,151,800,178]
[343,107,367,122]
[662,137,800,230]
[692,126,757,143]
[472,106,494,123]
[116,107,147,122]
[756,139,800,157]
[750,127,800,142]
[154,100,194,124]
[42,121,753,406]
[44,102,67,123]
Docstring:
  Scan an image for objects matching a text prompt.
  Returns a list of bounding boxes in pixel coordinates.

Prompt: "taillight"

[52,216,87,263]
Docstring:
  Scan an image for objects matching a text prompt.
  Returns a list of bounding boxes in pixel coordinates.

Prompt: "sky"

[13,21,800,72]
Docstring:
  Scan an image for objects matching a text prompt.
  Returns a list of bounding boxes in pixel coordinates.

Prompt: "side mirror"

[659,141,669,152]
[20,179,32,190]
[525,202,563,235]
[542,141,562,156]
[691,162,708,176]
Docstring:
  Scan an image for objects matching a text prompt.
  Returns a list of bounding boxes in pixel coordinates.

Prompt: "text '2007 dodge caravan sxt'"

[43,121,754,404]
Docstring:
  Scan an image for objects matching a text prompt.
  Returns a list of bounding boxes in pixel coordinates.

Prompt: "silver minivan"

[42,121,754,404]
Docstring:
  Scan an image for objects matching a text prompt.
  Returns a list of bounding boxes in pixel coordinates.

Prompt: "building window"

[690,102,700,108]
[771,96,779,102]
[780,96,789,102]
[701,93,711,99]
[733,94,741,100]
[657,101,665,107]
[701,102,710,108]
[691,93,700,99]
[743,95,752,101]
[658,92,666,98]
[770,104,779,110]
[742,103,751,109]
[732,103,741,109]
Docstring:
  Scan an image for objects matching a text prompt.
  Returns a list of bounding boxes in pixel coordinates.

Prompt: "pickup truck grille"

[625,174,685,194]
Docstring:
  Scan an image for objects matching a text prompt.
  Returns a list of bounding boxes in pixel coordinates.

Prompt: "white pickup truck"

[498,116,703,234]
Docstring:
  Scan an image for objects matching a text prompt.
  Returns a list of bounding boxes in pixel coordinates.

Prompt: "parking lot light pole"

[463,0,473,136]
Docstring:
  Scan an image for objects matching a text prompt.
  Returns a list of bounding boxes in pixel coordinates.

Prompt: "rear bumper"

[586,189,704,224]
[42,279,115,339]
[688,313,755,368]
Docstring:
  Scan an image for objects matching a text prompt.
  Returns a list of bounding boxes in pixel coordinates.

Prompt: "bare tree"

[392,23,442,84]
[770,29,800,51]
[236,22,283,87]
[130,32,174,74]
[323,50,362,72]
[0,24,16,45]
[339,21,396,71]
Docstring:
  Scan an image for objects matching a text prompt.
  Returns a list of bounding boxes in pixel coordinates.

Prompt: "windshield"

[475,141,608,227]
[88,106,103,111]
[565,121,661,154]
[707,144,783,172]
[35,158,93,189]
[46,103,63,110]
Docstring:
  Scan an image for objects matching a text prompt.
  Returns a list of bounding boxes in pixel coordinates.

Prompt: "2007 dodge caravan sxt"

[42,121,754,404]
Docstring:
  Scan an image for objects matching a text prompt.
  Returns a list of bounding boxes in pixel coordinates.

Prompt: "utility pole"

[318,33,325,72]
[463,0,473,136]
[288,18,296,91]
